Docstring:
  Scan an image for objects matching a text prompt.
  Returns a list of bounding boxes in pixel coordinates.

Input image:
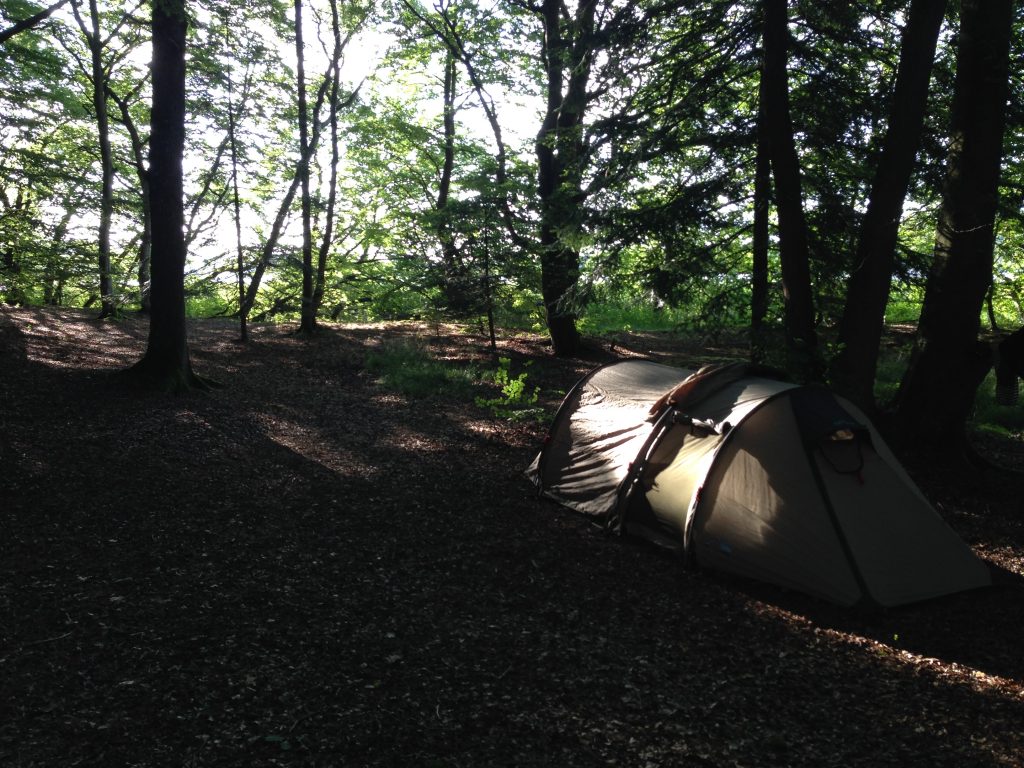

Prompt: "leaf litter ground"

[1,307,1023,767]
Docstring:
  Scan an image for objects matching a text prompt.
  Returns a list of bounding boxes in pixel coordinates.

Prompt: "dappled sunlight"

[737,596,1024,762]
[253,408,383,481]
[5,307,144,370]
[983,544,1024,578]
[380,423,453,454]
[368,391,407,408]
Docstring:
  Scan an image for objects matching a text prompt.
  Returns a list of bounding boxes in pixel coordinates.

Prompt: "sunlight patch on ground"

[985,545,1024,577]
[10,308,142,370]
[255,412,382,481]
[378,424,452,454]
[368,392,408,408]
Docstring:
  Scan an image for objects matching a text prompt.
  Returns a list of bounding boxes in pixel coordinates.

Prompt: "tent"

[527,359,991,607]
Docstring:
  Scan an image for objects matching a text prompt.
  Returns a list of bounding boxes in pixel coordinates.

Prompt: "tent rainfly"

[527,359,991,607]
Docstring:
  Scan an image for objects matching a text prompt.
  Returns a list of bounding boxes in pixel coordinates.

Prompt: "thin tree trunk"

[74,0,116,318]
[295,0,315,335]
[227,68,247,342]
[435,49,463,307]
[401,0,529,251]
[483,230,496,351]
[986,285,999,333]
[221,16,248,343]
[831,0,947,410]
[126,0,202,391]
[107,87,153,313]
[312,0,344,318]
[894,0,1013,452]
[761,0,818,379]
[751,47,771,363]
[239,43,338,321]
[44,208,75,305]
[242,173,301,317]
[437,49,456,226]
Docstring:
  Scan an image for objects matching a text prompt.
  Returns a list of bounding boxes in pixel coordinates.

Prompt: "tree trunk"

[313,0,344,319]
[75,0,116,318]
[221,15,247,343]
[125,0,201,392]
[403,0,529,251]
[138,212,152,313]
[751,44,771,363]
[536,0,596,357]
[761,0,818,380]
[894,0,1013,451]
[242,174,301,317]
[435,49,464,308]
[240,47,336,322]
[107,87,153,314]
[227,74,246,342]
[830,0,947,411]
[295,0,316,335]
[45,209,74,305]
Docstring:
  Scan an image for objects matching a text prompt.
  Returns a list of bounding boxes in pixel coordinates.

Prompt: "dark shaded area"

[1,308,1022,767]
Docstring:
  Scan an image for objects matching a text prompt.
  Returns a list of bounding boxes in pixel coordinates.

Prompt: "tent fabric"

[646,361,787,417]
[528,359,991,607]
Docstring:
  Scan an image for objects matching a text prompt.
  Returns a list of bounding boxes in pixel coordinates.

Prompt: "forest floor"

[1,306,1023,768]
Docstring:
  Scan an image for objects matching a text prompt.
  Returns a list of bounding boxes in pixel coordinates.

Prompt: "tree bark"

[894,0,1013,451]
[830,0,947,411]
[536,0,596,356]
[750,42,771,363]
[312,0,345,319]
[74,0,116,318]
[295,0,316,335]
[434,49,466,308]
[225,33,247,342]
[125,0,201,391]
[107,87,153,314]
[761,0,818,380]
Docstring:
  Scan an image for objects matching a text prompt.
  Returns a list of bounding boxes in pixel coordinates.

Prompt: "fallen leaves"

[1,307,1022,767]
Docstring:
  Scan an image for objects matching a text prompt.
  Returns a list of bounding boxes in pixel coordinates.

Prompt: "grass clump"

[365,338,477,398]
[579,301,688,334]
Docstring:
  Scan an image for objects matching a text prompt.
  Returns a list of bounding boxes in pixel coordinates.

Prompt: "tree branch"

[0,0,71,45]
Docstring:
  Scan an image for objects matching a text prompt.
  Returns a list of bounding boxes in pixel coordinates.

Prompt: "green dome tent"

[527,359,991,607]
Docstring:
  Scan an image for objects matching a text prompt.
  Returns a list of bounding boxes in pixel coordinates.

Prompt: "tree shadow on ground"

[702,561,1024,681]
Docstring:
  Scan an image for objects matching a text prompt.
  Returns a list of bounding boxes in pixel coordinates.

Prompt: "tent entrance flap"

[614,411,731,544]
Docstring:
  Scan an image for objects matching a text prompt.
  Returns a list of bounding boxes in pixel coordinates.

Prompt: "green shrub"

[579,300,689,333]
[185,278,232,318]
[365,338,477,398]
[475,356,543,421]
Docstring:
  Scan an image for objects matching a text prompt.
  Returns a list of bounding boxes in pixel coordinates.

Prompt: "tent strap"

[607,408,730,535]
